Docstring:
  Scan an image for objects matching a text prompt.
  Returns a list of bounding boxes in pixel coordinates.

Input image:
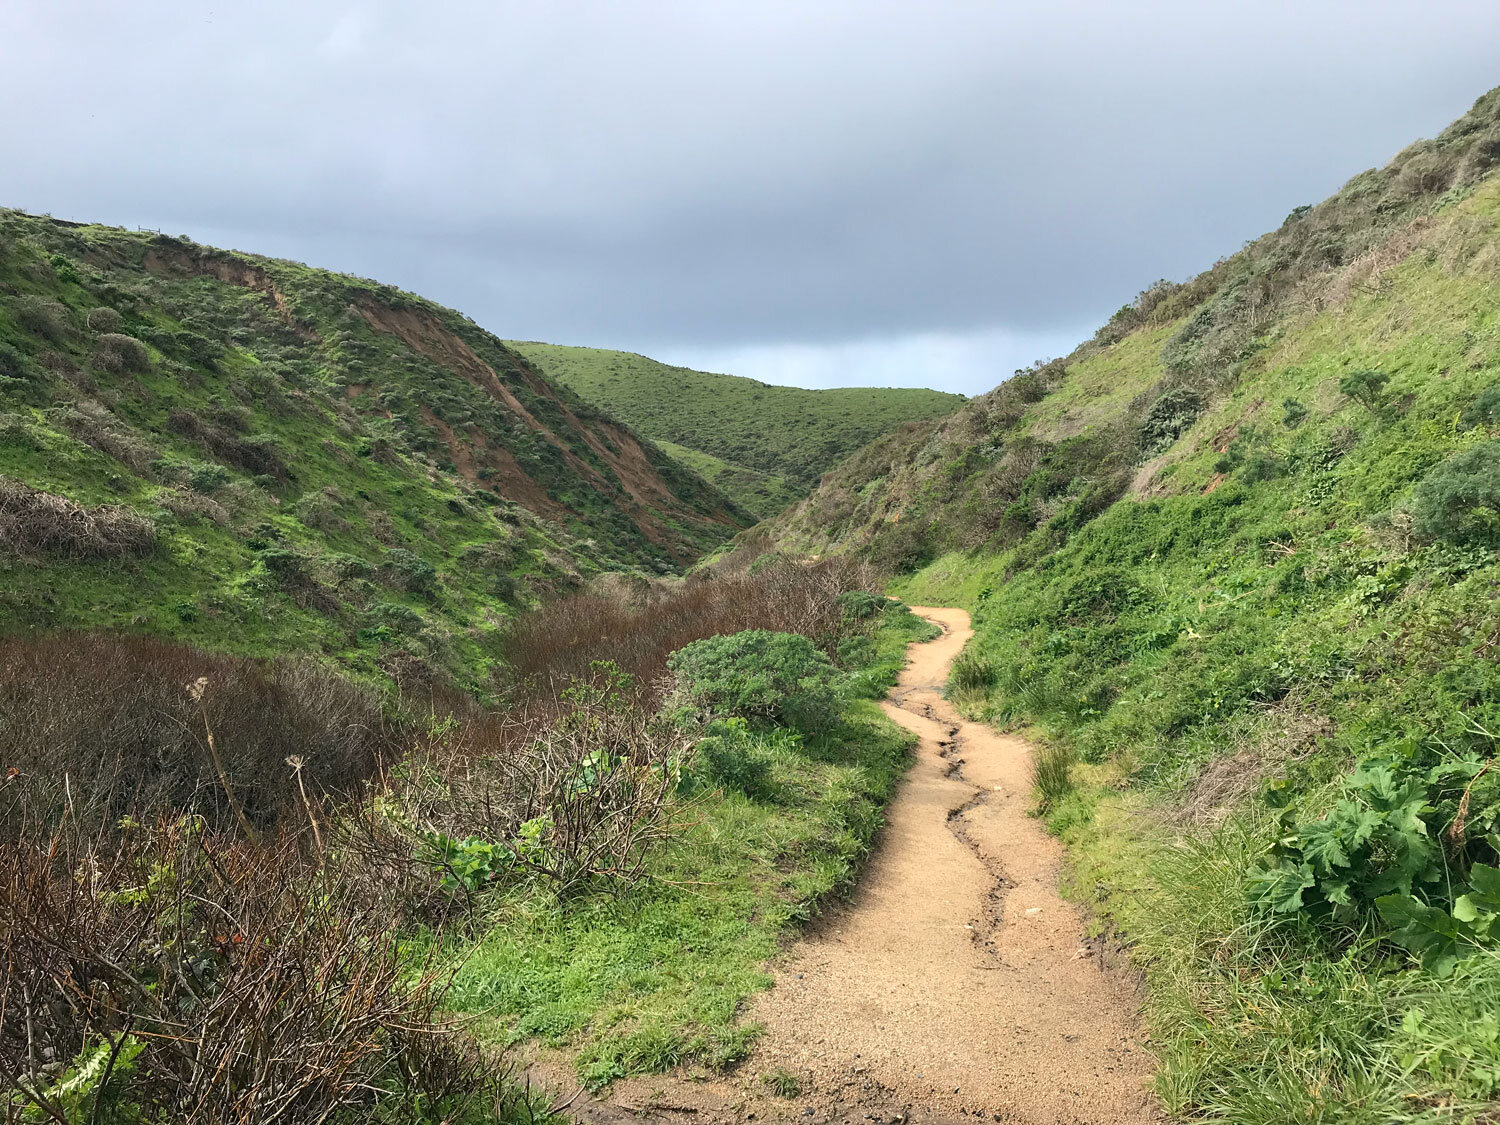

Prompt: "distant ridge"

[508,341,965,517]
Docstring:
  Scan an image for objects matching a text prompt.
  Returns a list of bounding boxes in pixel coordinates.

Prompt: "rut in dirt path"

[739,608,1156,1125]
[549,609,1156,1125]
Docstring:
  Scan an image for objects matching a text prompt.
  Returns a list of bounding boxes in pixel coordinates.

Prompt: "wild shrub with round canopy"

[667,629,840,733]
[1412,440,1500,546]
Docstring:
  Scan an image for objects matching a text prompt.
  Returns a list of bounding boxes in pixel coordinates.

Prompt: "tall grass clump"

[1106,813,1429,1122]
[1030,741,1076,813]
[947,650,997,697]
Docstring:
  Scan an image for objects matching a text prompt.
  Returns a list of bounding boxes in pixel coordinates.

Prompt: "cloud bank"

[3,1,1497,393]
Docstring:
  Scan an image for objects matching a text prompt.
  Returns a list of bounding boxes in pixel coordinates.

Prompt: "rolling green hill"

[0,211,751,693]
[755,87,1500,1119]
[507,341,965,517]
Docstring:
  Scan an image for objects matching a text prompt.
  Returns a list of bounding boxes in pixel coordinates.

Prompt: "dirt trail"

[553,609,1155,1125]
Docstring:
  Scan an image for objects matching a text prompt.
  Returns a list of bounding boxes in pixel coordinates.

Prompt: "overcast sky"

[2,2,1497,395]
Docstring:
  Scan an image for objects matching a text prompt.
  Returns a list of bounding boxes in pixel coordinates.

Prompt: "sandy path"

[551,609,1155,1125]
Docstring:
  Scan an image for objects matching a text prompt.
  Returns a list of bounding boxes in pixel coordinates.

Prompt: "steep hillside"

[507,341,965,516]
[0,210,750,692]
[758,88,1500,1119]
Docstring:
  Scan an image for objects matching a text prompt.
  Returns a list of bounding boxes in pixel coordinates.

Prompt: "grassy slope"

[508,341,965,517]
[444,606,938,1084]
[0,212,750,693]
[654,438,804,518]
[767,89,1500,1120]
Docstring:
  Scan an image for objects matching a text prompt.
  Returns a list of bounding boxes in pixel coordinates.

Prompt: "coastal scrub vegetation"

[1,556,934,1118]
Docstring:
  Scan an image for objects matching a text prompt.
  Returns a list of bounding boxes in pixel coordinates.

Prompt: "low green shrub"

[668,629,840,732]
[836,589,891,622]
[366,601,425,635]
[1459,385,1500,431]
[693,717,775,799]
[0,341,34,384]
[1411,440,1500,545]
[1339,368,1391,417]
[1139,385,1205,455]
[187,462,231,494]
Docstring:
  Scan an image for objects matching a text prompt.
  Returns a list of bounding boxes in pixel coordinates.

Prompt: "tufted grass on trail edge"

[437,610,932,1088]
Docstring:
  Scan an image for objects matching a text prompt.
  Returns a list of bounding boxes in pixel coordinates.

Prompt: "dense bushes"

[1139,386,1204,455]
[500,555,873,699]
[0,538,918,1113]
[669,630,841,733]
[165,408,289,480]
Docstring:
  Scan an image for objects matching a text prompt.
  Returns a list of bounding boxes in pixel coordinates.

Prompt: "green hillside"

[756,88,1500,1119]
[0,210,750,694]
[507,341,965,516]
[653,437,804,516]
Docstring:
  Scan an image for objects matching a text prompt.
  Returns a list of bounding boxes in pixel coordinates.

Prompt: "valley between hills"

[3,83,1500,1125]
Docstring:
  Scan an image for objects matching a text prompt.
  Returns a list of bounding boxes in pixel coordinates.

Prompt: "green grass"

[1053,785,1500,1122]
[508,341,965,517]
[441,607,933,1086]
[0,210,749,693]
[654,439,804,517]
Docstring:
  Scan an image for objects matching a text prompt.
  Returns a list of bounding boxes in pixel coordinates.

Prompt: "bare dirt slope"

[553,609,1156,1125]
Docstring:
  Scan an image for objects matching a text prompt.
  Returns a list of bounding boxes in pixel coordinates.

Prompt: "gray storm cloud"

[2,1,1497,393]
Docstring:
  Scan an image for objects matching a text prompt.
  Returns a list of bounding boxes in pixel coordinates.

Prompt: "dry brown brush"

[0,477,156,559]
[0,633,395,838]
[346,681,693,922]
[499,554,876,704]
[0,820,514,1124]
